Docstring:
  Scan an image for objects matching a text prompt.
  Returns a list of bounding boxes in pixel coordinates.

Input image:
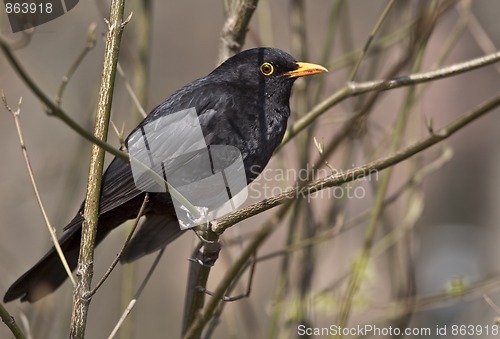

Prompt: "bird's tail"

[3,215,111,303]
[3,227,81,303]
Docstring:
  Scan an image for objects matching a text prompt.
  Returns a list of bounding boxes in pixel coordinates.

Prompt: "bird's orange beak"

[283,62,328,78]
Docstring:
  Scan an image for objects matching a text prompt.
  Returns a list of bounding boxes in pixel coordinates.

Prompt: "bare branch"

[282,49,500,145]
[116,61,147,118]
[56,23,97,107]
[69,0,128,337]
[218,0,259,64]
[347,0,396,81]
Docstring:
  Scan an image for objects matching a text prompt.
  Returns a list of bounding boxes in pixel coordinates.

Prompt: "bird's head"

[212,48,327,102]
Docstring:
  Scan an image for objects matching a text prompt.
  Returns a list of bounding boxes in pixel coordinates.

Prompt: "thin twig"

[483,294,500,317]
[466,11,500,75]
[56,23,97,107]
[107,246,166,339]
[378,271,500,317]
[326,19,413,72]
[431,1,470,69]
[86,194,149,298]
[116,60,147,118]
[2,94,75,286]
[110,120,126,148]
[347,0,396,81]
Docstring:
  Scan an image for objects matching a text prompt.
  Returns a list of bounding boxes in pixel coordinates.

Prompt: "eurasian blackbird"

[4,47,327,303]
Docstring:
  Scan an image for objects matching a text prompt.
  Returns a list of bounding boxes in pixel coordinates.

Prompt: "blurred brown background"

[1,1,500,338]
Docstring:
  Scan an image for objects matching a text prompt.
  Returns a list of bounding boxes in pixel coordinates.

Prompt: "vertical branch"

[69,1,130,338]
[218,0,259,64]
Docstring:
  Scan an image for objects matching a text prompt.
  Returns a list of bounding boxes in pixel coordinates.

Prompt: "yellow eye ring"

[260,62,274,76]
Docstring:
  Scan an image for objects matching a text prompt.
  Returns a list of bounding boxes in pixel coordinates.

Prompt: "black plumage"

[4,47,326,303]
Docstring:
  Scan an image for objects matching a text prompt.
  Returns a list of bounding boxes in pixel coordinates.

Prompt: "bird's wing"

[98,157,144,215]
[63,157,140,231]
[65,80,240,230]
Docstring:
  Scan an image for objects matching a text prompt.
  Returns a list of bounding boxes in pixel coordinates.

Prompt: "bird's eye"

[260,62,274,76]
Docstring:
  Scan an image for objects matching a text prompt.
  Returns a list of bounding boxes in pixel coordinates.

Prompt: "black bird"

[4,47,327,303]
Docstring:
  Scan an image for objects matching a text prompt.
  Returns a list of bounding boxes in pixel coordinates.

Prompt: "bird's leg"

[196,252,257,302]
